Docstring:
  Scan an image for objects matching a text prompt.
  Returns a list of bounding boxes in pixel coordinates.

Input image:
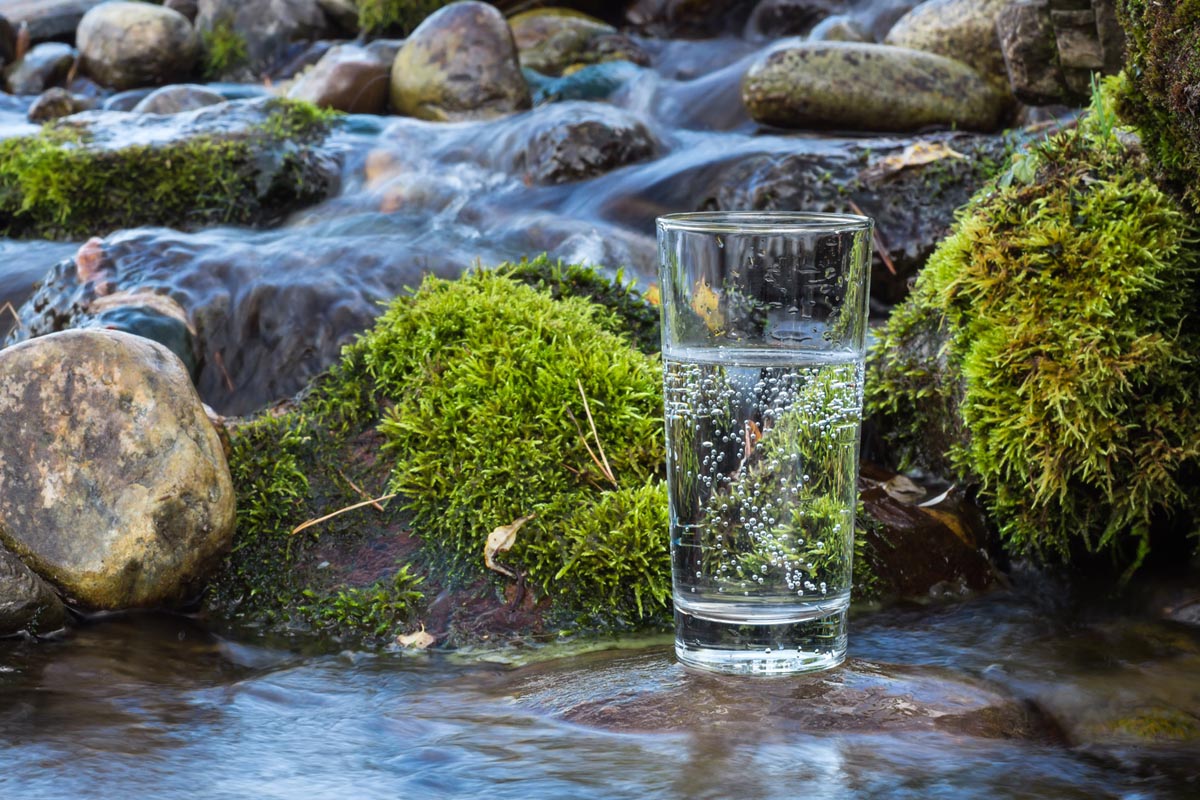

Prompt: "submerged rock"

[131,83,225,114]
[884,0,1010,95]
[0,329,235,610]
[77,1,199,91]
[4,42,76,95]
[742,42,1006,133]
[0,96,339,239]
[0,547,67,637]
[287,43,391,114]
[509,8,648,77]
[390,1,531,121]
[27,87,93,122]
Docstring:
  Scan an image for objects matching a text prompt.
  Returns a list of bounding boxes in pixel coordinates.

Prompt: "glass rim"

[656,210,872,235]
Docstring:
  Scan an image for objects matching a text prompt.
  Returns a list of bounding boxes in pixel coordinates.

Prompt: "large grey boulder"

[77,1,200,91]
[742,42,1007,133]
[884,0,1011,95]
[0,547,67,637]
[0,329,236,610]
[390,1,531,122]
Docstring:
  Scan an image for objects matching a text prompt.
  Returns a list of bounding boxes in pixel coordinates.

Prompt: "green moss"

[214,258,672,638]
[201,16,248,79]
[0,98,336,239]
[1099,708,1200,742]
[357,0,453,35]
[867,104,1200,575]
[1114,1,1200,210]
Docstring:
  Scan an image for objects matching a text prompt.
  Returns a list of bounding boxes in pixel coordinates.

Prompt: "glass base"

[674,608,848,675]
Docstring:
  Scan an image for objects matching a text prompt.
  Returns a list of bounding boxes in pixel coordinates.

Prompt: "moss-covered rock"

[509,8,648,77]
[207,258,673,643]
[356,0,453,35]
[1114,0,1200,211]
[867,88,1200,575]
[0,96,338,240]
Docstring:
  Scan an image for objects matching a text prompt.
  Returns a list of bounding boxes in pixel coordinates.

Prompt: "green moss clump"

[867,98,1200,574]
[201,16,248,78]
[0,98,336,239]
[357,0,453,35]
[214,257,672,637]
[1114,1,1200,210]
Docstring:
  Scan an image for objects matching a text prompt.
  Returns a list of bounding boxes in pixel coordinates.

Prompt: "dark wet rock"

[885,0,1010,95]
[625,0,758,39]
[500,101,658,185]
[489,649,1058,740]
[102,87,155,111]
[527,60,646,105]
[391,1,530,122]
[268,38,332,82]
[317,0,358,35]
[26,86,92,122]
[0,97,339,239]
[856,462,995,602]
[131,83,225,114]
[0,0,104,44]
[4,42,75,95]
[77,1,199,91]
[0,547,67,637]
[364,37,405,65]
[164,0,199,24]
[0,329,235,610]
[509,8,649,77]
[745,0,844,39]
[195,0,330,80]
[0,13,14,67]
[742,42,1007,133]
[287,43,390,114]
[809,14,870,42]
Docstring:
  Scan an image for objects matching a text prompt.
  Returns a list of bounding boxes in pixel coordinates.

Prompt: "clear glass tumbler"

[657,211,873,675]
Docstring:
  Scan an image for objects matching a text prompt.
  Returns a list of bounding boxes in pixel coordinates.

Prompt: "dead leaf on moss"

[397,626,435,649]
[484,514,536,578]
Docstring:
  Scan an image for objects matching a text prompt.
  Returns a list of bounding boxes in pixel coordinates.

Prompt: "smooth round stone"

[288,44,390,114]
[885,0,1012,94]
[77,1,199,90]
[131,84,226,114]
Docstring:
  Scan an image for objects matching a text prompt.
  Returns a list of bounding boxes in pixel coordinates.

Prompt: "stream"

[0,1,1197,795]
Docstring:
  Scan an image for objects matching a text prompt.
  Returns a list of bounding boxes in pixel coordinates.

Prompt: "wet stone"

[27,87,93,122]
[77,1,200,91]
[195,0,331,80]
[884,0,1012,95]
[4,42,76,96]
[510,8,649,77]
[287,44,390,114]
[131,84,225,115]
[0,547,67,638]
[746,0,844,39]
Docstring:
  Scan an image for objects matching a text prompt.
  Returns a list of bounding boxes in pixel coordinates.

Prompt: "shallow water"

[2,590,1196,798]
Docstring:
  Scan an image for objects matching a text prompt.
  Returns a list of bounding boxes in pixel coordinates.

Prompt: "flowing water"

[0,2,1196,794]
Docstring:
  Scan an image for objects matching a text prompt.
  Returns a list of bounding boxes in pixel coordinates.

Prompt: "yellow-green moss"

[201,16,248,78]
[0,99,336,239]
[867,96,1200,575]
[357,0,453,35]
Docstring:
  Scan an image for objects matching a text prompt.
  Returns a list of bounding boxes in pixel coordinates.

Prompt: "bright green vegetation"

[212,258,673,639]
[357,0,453,35]
[200,16,248,78]
[0,99,335,239]
[867,86,1200,575]
[1114,1,1200,210]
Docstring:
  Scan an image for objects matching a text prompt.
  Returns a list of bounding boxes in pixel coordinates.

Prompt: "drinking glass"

[657,211,873,675]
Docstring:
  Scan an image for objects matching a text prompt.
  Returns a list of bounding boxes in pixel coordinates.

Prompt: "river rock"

[884,0,1010,95]
[742,42,1006,133]
[0,14,14,67]
[745,0,843,39]
[501,101,659,185]
[625,0,758,38]
[77,1,199,91]
[131,83,225,114]
[317,0,358,34]
[0,329,235,609]
[26,87,93,122]
[0,0,104,43]
[4,42,76,95]
[809,14,871,42]
[195,0,330,80]
[164,0,199,23]
[510,8,649,77]
[996,0,1069,106]
[0,547,67,637]
[287,44,390,114]
[390,2,531,122]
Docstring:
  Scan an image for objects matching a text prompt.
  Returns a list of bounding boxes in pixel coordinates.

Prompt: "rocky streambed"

[0,0,1197,795]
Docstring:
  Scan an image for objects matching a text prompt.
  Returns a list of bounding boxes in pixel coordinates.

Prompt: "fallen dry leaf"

[397,626,435,649]
[484,514,536,578]
[882,474,927,505]
[860,141,967,182]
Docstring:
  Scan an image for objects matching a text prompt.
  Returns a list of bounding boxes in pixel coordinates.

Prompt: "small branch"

[290,493,397,536]
[336,467,385,511]
[848,200,896,276]
[577,379,617,488]
[211,350,235,392]
[1,301,21,334]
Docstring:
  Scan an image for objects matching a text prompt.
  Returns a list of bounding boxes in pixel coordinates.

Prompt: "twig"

[848,200,896,276]
[571,379,618,488]
[1,301,21,334]
[212,350,235,392]
[290,493,397,535]
[336,467,385,511]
